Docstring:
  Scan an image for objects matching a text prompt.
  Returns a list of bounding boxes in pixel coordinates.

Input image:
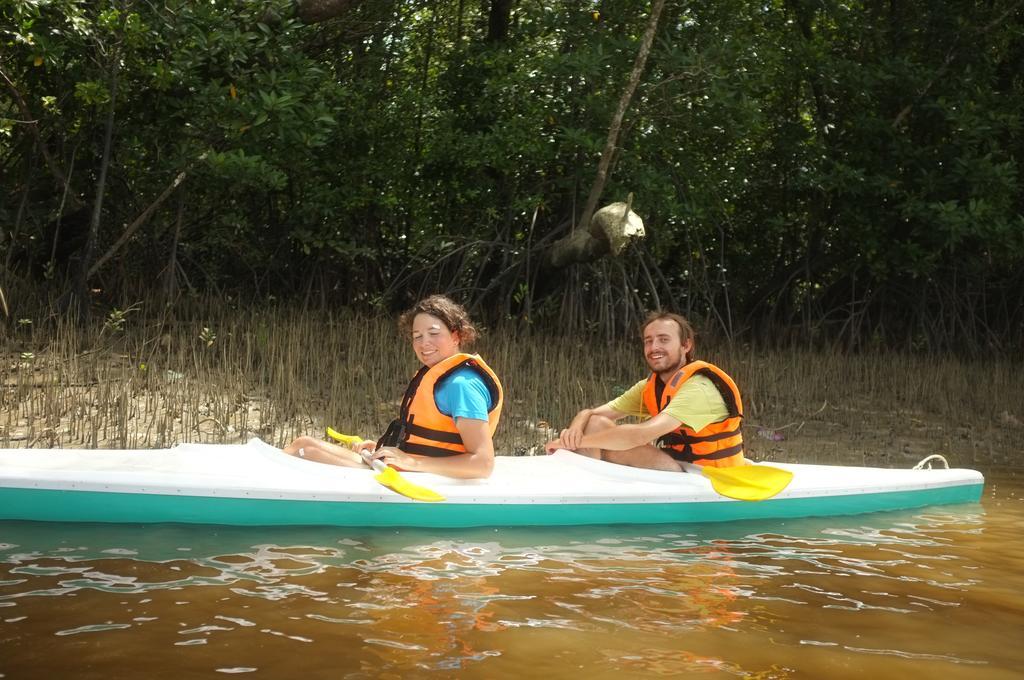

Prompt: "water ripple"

[56,622,133,636]
[0,503,1016,679]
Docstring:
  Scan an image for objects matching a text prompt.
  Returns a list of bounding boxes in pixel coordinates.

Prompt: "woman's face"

[411,313,461,367]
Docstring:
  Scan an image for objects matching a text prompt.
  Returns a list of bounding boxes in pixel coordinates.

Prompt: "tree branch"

[576,0,666,234]
[87,164,192,279]
[0,63,83,210]
[295,0,368,23]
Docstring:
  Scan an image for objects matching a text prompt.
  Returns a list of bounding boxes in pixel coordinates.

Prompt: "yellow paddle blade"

[700,464,794,501]
[325,427,361,447]
[375,467,446,503]
[326,426,446,503]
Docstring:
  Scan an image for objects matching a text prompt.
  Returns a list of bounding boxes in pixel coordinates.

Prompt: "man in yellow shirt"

[545,312,746,472]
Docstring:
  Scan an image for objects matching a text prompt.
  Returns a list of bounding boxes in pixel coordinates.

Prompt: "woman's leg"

[283,435,366,468]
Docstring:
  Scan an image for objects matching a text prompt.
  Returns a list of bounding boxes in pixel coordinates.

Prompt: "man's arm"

[546,378,648,453]
[572,411,682,452]
[559,404,624,448]
[544,404,627,452]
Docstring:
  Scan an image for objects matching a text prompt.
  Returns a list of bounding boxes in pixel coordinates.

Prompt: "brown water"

[1,467,1021,680]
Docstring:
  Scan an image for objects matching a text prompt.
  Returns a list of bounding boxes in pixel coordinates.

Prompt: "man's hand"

[558,425,587,450]
[544,437,566,454]
[550,408,596,452]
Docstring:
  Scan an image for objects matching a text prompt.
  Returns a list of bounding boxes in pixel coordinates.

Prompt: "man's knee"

[584,415,617,434]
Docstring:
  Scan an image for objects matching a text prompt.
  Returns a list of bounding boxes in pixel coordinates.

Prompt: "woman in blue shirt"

[283,296,503,479]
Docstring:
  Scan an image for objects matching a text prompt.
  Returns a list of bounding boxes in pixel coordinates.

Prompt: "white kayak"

[0,438,983,528]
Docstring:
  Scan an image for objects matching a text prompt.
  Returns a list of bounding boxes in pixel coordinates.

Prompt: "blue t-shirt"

[435,367,493,422]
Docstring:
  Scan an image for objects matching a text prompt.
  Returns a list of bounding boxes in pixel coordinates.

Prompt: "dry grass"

[2,306,1021,468]
[714,347,1022,468]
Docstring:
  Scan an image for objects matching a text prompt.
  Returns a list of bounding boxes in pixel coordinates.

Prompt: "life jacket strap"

[660,425,742,447]
[399,441,465,457]
[404,421,464,445]
[695,367,742,417]
[665,442,744,463]
[377,418,404,449]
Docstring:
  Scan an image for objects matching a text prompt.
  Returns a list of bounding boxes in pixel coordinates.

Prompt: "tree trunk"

[485,0,514,43]
[87,163,191,279]
[542,0,665,269]
[576,0,666,235]
[544,197,645,268]
[455,0,466,43]
[5,149,34,272]
[0,64,84,212]
[295,0,367,24]
[164,192,185,301]
[71,54,120,314]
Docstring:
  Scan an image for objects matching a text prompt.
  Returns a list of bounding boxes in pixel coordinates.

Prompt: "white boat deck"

[0,438,983,506]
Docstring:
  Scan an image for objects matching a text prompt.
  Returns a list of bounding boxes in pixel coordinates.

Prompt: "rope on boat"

[913,454,950,470]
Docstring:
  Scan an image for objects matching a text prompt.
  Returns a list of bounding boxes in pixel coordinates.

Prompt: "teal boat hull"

[0,440,985,528]
[0,482,984,528]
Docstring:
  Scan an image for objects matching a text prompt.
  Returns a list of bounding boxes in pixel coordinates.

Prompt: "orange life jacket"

[379,353,503,457]
[641,360,745,468]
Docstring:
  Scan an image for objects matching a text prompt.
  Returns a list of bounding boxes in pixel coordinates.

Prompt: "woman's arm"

[370,417,495,479]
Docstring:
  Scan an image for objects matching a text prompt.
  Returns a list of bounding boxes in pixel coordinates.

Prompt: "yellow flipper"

[684,462,794,501]
[326,427,445,503]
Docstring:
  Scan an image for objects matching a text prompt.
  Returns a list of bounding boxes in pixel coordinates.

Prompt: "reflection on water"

[1,470,1022,679]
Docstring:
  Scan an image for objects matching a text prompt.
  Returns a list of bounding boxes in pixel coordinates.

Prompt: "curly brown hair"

[399,295,479,346]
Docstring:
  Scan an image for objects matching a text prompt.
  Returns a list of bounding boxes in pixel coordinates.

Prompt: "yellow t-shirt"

[605,374,729,432]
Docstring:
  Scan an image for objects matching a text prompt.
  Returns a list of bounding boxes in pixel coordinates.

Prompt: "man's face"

[642,319,691,374]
